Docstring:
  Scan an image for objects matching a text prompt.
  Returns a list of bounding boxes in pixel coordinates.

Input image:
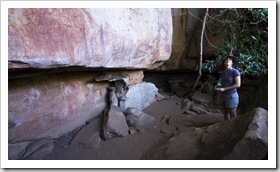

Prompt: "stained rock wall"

[8,8,227,159]
[8,72,109,143]
[8,69,163,159]
[8,8,172,69]
[8,8,173,147]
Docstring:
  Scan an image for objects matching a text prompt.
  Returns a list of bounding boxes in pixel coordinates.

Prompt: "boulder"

[71,116,103,149]
[101,106,129,140]
[223,107,268,159]
[142,107,268,160]
[119,82,158,112]
[126,107,155,128]
[192,91,212,104]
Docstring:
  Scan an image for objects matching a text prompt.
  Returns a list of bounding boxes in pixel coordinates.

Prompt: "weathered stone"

[223,108,268,159]
[95,70,144,85]
[108,87,118,107]
[192,91,212,104]
[22,139,54,160]
[8,9,172,69]
[142,107,268,160]
[155,93,166,101]
[8,73,108,142]
[8,141,31,160]
[114,81,128,98]
[71,117,103,149]
[95,73,129,83]
[169,112,224,127]
[101,106,129,140]
[180,97,193,112]
[119,82,158,112]
[9,139,54,160]
[161,115,171,125]
[126,107,155,128]
[125,70,145,85]
[181,99,214,116]
[168,79,200,97]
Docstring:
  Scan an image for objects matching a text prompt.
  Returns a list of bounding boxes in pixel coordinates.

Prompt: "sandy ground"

[44,93,223,160]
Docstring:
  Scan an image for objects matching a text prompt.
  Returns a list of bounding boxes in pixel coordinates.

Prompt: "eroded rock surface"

[101,106,129,140]
[141,107,268,160]
[8,8,172,69]
[8,73,108,143]
[119,82,158,112]
[126,107,155,128]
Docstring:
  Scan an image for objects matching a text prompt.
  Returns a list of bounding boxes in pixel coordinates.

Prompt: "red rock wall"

[8,8,172,69]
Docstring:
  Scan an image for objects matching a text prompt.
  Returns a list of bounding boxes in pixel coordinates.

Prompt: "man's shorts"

[217,92,239,109]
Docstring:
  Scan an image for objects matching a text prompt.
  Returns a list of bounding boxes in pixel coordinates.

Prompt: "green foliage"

[202,8,268,77]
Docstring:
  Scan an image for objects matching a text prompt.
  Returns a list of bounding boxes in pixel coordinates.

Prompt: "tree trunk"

[192,8,209,92]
